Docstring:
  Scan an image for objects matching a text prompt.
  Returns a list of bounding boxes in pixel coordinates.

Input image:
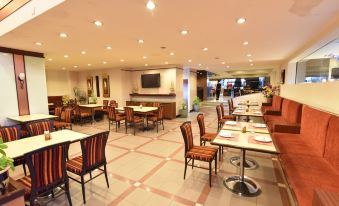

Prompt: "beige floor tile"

[137,140,182,157]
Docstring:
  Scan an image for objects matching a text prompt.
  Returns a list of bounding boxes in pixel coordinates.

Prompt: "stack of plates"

[219,131,235,138]
[253,123,266,128]
[254,136,272,143]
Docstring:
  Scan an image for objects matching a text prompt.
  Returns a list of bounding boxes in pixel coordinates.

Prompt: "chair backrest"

[300,105,331,157]
[0,125,21,142]
[25,141,70,194]
[180,121,194,154]
[107,106,117,120]
[230,98,234,109]
[64,108,73,123]
[281,99,302,124]
[103,100,109,109]
[220,103,225,117]
[324,115,339,170]
[227,100,232,115]
[55,107,62,119]
[197,113,206,137]
[27,120,54,136]
[157,106,164,119]
[109,100,116,107]
[80,131,109,173]
[153,102,161,107]
[216,105,222,121]
[272,95,283,111]
[124,107,134,122]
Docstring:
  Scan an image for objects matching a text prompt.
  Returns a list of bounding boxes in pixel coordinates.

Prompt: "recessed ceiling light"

[138,39,144,44]
[47,58,52,61]
[202,47,208,51]
[145,63,148,66]
[170,52,174,56]
[237,17,246,24]
[247,54,252,57]
[81,51,86,54]
[165,61,169,64]
[120,59,125,62]
[180,30,188,35]
[61,67,66,70]
[64,55,69,58]
[59,33,67,38]
[35,42,42,46]
[226,65,230,68]
[146,0,156,10]
[243,41,249,45]
[221,61,225,64]
[249,59,253,62]
[87,63,91,66]
[94,20,103,27]
[250,63,254,66]
[198,64,202,66]
[188,59,192,63]
[106,46,112,50]
[143,56,147,59]
[73,65,78,68]
[103,61,107,64]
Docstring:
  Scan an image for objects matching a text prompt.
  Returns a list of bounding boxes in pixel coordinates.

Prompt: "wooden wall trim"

[0,47,44,58]
[0,0,31,21]
[13,54,30,115]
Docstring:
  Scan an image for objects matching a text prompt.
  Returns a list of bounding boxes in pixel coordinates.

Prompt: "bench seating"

[261,95,283,114]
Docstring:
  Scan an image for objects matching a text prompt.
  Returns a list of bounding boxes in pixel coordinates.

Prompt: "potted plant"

[0,139,14,194]
[262,85,275,103]
[179,102,188,118]
[193,96,201,112]
[88,94,97,104]
[62,95,70,105]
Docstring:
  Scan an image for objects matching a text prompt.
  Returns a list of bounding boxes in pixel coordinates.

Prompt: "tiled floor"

[10,105,292,206]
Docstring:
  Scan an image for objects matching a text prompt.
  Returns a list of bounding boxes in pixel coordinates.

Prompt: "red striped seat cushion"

[66,156,83,174]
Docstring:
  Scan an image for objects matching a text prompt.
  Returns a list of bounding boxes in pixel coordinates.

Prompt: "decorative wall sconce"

[18,73,25,89]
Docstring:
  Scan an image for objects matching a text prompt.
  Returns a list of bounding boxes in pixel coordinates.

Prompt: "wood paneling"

[0,47,44,58]
[13,54,29,115]
[130,93,176,97]
[126,101,176,119]
[0,0,31,21]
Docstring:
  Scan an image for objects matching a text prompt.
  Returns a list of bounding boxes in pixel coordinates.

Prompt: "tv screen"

[141,73,160,88]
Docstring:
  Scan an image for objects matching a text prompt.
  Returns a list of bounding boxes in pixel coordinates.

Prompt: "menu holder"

[44,131,51,141]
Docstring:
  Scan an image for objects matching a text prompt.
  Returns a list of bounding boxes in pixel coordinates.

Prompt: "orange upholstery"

[201,133,217,142]
[0,125,21,142]
[186,146,218,161]
[26,120,53,136]
[66,156,83,174]
[262,95,283,114]
[324,116,339,171]
[17,176,32,199]
[197,113,217,145]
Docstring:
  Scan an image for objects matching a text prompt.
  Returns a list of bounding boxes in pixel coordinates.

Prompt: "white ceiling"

[0,0,338,74]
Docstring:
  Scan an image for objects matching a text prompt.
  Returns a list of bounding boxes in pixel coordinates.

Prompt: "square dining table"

[116,106,158,130]
[79,104,103,124]
[211,127,278,197]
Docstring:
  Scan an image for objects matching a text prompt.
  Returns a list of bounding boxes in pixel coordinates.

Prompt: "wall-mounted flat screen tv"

[141,73,160,88]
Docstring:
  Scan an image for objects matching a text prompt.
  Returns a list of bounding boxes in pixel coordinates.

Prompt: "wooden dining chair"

[124,107,144,135]
[220,103,236,121]
[54,108,73,130]
[17,141,72,206]
[108,106,125,132]
[197,113,217,146]
[74,105,92,126]
[180,121,218,187]
[147,106,164,132]
[66,131,109,204]
[0,125,27,175]
[216,105,226,131]
[26,120,54,136]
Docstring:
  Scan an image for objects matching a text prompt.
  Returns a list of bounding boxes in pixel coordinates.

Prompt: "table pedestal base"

[230,156,257,169]
[224,176,261,197]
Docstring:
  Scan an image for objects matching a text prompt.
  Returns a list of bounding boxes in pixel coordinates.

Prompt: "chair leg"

[156,121,158,133]
[89,172,92,179]
[81,175,86,204]
[104,164,109,188]
[162,120,164,130]
[108,120,111,130]
[22,164,27,176]
[51,189,55,198]
[209,162,212,187]
[219,146,222,161]
[184,158,188,179]
[215,155,217,175]
[125,122,128,134]
[192,159,194,169]
[30,197,35,206]
[116,121,118,132]
[65,181,73,206]
[133,124,136,136]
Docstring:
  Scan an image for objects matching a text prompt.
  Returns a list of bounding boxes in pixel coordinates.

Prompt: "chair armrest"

[262,102,272,107]
[273,123,300,134]
[265,110,281,115]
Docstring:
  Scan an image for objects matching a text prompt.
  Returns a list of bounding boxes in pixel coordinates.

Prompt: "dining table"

[79,104,103,124]
[116,106,158,130]
[8,114,58,123]
[232,107,263,122]
[211,125,278,197]
[4,130,89,159]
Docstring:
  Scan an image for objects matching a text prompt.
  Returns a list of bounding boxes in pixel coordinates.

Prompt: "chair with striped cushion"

[197,113,217,146]
[124,107,144,135]
[180,121,218,187]
[108,106,125,132]
[26,120,54,136]
[66,131,110,204]
[54,108,73,130]
[220,103,236,121]
[147,106,164,133]
[0,125,27,176]
[17,141,72,206]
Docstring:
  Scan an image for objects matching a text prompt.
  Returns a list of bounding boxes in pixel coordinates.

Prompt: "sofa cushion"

[273,133,319,156]
[280,99,290,120]
[272,95,283,111]
[324,115,339,170]
[299,106,331,157]
[284,100,302,124]
[264,115,285,124]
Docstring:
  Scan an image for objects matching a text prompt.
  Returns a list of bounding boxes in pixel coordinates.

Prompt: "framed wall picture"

[102,74,110,97]
[87,76,94,97]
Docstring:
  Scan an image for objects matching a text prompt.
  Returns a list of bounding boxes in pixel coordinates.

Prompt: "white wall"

[189,71,197,111]
[46,70,71,96]
[0,53,19,125]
